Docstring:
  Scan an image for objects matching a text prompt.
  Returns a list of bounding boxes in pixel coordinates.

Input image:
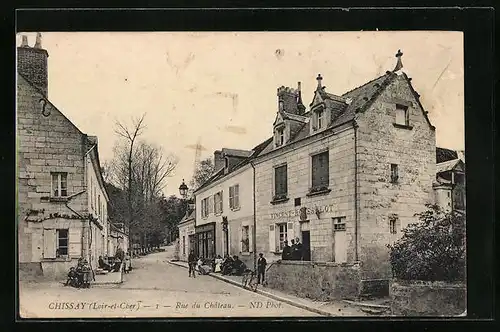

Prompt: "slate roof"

[221,148,252,158]
[436,147,458,163]
[436,158,464,174]
[281,111,309,123]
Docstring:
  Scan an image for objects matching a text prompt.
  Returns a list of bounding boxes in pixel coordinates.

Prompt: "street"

[19,246,319,318]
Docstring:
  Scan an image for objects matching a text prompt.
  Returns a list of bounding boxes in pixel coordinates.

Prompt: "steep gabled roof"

[436,147,459,163]
[436,158,464,174]
[221,148,252,158]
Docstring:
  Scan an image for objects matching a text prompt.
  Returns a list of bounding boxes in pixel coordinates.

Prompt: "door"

[301,231,311,261]
[333,230,347,263]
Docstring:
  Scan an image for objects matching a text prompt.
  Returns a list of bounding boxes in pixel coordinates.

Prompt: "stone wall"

[266,260,361,301]
[390,280,466,316]
[356,74,436,279]
[41,258,80,280]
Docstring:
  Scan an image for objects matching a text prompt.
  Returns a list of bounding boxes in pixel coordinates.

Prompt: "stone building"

[434,147,466,212]
[17,34,109,280]
[178,209,195,262]
[193,145,270,268]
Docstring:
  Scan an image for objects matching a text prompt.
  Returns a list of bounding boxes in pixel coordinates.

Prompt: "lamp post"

[174,179,189,261]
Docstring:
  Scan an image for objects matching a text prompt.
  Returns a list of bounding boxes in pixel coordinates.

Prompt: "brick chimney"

[214,150,225,173]
[17,33,49,97]
[277,86,299,114]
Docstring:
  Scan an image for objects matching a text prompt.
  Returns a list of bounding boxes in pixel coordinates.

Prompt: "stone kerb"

[390,279,466,316]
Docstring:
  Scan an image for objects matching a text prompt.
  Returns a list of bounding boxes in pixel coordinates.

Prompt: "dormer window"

[275,127,285,147]
[317,109,324,129]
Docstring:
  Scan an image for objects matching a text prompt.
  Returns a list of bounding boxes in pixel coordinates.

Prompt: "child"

[124,252,131,274]
[65,267,78,287]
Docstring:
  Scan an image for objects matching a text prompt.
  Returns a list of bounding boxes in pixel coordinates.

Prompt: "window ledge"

[49,197,69,203]
[230,207,241,212]
[393,123,413,130]
[214,213,223,217]
[42,257,72,262]
[306,188,332,197]
[270,197,289,205]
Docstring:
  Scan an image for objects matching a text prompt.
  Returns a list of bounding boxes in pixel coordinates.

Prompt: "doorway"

[301,231,311,261]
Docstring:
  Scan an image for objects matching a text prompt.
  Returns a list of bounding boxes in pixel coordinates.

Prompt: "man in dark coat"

[188,250,197,278]
[293,237,304,261]
[281,241,292,260]
[257,253,267,285]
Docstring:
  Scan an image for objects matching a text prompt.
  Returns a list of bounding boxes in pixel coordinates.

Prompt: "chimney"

[213,150,225,173]
[297,82,306,115]
[17,33,49,97]
[277,86,299,114]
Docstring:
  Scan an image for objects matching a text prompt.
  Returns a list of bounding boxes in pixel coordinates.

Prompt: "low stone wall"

[19,262,43,281]
[359,279,390,298]
[266,260,361,301]
[41,259,79,280]
[390,280,466,316]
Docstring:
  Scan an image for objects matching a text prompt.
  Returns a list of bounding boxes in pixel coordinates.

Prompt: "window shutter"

[312,155,319,187]
[249,225,254,252]
[235,185,239,208]
[220,191,223,213]
[43,228,56,258]
[69,227,82,257]
[269,224,276,253]
[287,222,295,244]
[239,226,243,253]
[229,186,234,209]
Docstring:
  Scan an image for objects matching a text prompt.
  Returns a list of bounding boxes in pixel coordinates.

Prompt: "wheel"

[249,275,258,292]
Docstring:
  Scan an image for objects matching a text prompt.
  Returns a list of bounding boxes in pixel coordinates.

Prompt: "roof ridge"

[341,72,390,97]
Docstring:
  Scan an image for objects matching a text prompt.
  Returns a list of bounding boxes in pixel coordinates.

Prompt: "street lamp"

[179,179,188,199]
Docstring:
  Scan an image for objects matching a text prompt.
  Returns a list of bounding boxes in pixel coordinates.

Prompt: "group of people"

[281,237,304,261]
[65,257,92,288]
[98,247,132,274]
[186,250,268,285]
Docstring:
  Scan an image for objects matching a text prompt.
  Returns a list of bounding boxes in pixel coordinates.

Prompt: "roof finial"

[34,32,42,49]
[20,35,29,47]
[393,49,403,72]
[316,74,323,89]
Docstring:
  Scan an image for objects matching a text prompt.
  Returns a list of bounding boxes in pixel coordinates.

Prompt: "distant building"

[17,34,109,280]
[178,209,195,262]
[434,147,466,212]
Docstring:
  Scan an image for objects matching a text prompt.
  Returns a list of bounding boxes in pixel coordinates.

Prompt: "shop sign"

[270,204,336,220]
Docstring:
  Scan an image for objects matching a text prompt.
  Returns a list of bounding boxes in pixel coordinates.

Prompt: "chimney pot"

[20,35,29,47]
[34,32,42,49]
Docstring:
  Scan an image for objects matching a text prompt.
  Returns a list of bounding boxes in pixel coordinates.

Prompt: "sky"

[16,31,464,197]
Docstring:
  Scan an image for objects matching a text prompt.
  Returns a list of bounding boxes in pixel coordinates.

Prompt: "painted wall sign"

[270,204,336,220]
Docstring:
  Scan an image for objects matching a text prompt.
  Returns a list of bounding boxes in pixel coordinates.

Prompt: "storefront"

[195,222,216,259]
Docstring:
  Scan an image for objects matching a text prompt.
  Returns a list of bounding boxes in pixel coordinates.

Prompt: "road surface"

[19,246,319,318]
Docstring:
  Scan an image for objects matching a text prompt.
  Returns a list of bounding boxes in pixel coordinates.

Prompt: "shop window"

[51,172,68,197]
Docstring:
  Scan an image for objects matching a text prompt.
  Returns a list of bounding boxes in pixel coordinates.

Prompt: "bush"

[387,204,466,282]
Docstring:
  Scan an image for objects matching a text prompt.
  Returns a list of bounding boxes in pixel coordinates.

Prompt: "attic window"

[317,109,324,129]
[275,127,285,147]
[395,104,409,126]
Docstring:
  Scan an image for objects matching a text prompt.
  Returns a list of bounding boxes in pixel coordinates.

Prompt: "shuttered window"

[229,184,240,209]
[214,191,223,214]
[43,229,57,258]
[312,151,329,188]
[51,172,68,197]
[274,165,288,196]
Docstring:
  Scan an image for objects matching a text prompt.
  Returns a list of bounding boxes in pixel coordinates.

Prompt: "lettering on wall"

[270,204,336,220]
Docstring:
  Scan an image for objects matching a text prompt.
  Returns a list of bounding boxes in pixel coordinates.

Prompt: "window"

[56,229,69,257]
[311,151,329,189]
[229,184,240,210]
[182,236,186,255]
[242,226,250,252]
[214,191,223,214]
[395,104,409,126]
[389,215,398,234]
[277,223,288,251]
[317,109,324,129]
[294,197,301,206]
[274,165,288,198]
[390,164,399,183]
[51,172,68,197]
[275,127,285,147]
[90,181,93,209]
[201,198,209,218]
[333,217,346,231]
[98,195,101,217]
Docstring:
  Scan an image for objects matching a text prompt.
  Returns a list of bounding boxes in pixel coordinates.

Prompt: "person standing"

[257,253,267,285]
[188,250,197,278]
[281,241,292,260]
[294,237,304,261]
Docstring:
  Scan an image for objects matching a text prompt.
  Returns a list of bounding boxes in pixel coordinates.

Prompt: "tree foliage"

[189,157,215,194]
[387,204,466,282]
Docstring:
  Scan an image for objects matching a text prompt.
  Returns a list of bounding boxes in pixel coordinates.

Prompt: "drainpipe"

[353,121,359,261]
[250,161,257,271]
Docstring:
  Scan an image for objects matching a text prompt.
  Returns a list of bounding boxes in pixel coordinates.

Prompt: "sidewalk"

[168,260,370,317]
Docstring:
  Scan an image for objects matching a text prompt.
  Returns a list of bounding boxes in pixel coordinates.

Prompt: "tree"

[387,204,466,282]
[189,157,215,193]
